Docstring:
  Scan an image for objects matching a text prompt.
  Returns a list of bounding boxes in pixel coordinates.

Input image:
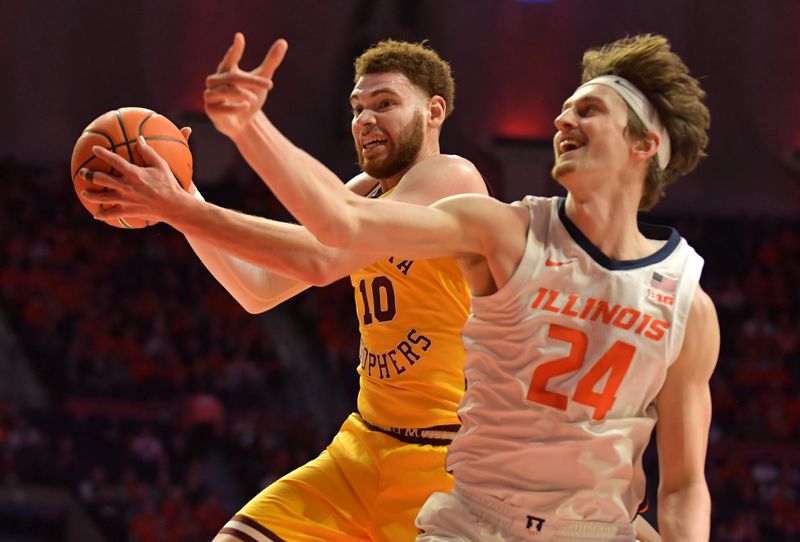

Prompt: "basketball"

[70,107,193,229]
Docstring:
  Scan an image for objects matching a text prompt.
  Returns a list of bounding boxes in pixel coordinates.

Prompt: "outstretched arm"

[182,188,310,313]
[655,286,719,541]
[79,146,387,310]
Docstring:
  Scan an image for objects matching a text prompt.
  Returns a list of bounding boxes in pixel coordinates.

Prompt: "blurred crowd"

[0,159,798,540]
[0,160,335,541]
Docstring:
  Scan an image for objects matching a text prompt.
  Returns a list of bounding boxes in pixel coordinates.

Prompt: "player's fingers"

[206,71,273,90]
[204,102,252,114]
[204,84,262,105]
[203,85,262,102]
[91,146,137,175]
[80,187,126,205]
[92,204,157,223]
[255,38,288,79]
[136,136,169,170]
[180,126,192,142]
[77,168,125,191]
[217,32,245,73]
[93,206,134,221]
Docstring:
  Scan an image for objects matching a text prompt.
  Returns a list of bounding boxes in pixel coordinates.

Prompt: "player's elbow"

[290,252,342,287]
[311,212,361,250]
[236,297,274,315]
[227,289,281,314]
[300,267,339,287]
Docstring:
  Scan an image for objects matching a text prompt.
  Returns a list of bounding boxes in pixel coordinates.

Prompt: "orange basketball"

[70,107,193,229]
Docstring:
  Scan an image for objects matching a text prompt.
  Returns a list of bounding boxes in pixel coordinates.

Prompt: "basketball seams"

[138,112,159,138]
[71,138,187,180]
[82,130,114,147]
[115,109,136,164]
[71,131,114,180]
[142,136,189,147]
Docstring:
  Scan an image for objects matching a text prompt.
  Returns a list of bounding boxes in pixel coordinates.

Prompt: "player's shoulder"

[418,153,478,172]
[390,153,487,204]
[671,283,720,379]
[408,153,486,190]
[688,284,718,328]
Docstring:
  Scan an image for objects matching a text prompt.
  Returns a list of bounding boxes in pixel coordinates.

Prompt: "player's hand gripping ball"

[70,107,193,228]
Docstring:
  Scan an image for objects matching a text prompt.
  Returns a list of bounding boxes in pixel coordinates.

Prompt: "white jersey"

[446,196,703,529]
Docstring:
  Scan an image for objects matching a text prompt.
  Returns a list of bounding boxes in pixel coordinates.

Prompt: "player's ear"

[428,95,446,129]
[631,131,658,163]
[180,127,192,143]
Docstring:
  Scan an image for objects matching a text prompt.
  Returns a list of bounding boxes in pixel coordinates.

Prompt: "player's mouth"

[362,135,389,158]
[557,137,584,159]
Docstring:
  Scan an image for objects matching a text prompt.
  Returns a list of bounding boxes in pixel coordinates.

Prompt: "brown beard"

[355,110,424,179]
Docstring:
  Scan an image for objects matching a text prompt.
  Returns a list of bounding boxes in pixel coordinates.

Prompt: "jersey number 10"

[357,276,397,325]
[526,324,635,420]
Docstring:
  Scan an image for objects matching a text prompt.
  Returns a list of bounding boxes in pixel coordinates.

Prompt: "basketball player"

[170,34,718,541]
[79,36,488,541]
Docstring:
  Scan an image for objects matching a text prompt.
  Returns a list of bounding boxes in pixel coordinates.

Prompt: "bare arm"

[655,286,719,541]
[169,175,383,288]
[80,150,384,304]
[232,115,486,256]
[183,188,311,313]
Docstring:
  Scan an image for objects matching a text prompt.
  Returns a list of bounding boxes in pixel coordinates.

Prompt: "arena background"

[1,0,798,540]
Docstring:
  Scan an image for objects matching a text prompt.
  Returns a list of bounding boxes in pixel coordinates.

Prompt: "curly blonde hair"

[581,34,710,210]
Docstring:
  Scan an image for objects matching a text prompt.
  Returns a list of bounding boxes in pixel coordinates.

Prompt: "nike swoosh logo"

[545,258,577,267]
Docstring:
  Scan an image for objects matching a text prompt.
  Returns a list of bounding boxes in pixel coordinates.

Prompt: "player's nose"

[354,108,377,127]
[554,108,577,132]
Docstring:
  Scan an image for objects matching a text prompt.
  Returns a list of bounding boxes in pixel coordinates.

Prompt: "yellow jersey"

[350,191,470,429]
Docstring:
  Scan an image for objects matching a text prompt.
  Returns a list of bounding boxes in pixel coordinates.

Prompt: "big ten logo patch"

[647,288,674,306]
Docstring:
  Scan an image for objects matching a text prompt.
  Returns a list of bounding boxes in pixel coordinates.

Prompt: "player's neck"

[564,193,655,261]
[379,145,440,192]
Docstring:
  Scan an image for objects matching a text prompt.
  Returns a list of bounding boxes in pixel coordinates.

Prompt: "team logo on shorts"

[526,515,545,536]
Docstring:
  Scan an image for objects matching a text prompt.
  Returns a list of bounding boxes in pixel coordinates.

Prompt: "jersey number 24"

[526,324,635,420]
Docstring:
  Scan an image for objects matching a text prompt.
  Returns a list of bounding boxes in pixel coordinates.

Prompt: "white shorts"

[415,488,637,542]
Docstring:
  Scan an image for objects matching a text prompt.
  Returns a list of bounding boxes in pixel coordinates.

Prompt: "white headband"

[579,75,671,170]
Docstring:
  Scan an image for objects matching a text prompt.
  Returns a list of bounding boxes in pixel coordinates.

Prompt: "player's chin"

[550,161,574,182]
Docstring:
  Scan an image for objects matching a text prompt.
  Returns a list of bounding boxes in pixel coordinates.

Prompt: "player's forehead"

[350,72,418,102]
[561,84,625,111]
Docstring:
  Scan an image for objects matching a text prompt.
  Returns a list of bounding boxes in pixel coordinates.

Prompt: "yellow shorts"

[218,412,454,542]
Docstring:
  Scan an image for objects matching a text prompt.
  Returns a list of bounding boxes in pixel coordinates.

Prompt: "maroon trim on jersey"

[219,528,259,542]
[219,514,287,542]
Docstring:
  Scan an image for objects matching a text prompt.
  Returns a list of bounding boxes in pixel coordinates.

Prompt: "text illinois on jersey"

[531,288,670,341]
